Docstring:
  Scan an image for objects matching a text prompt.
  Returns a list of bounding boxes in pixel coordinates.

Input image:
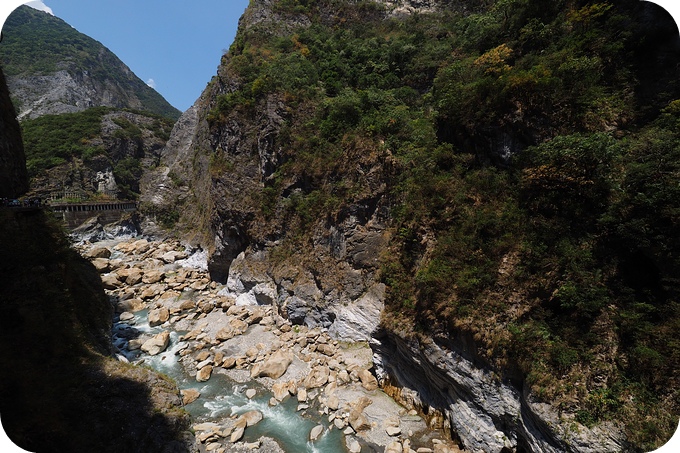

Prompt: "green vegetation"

[0,6,180,120]
[208,0,679,448]
[22,106,109,176]
[113,157,143,199]
[21,106,174,199]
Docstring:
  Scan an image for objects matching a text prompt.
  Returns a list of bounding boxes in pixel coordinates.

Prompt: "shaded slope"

[0,65,27,197]
[0,65,193,452]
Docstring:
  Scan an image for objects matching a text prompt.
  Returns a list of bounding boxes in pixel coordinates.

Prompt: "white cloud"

[146,78,156,89]
[25,1,53,15]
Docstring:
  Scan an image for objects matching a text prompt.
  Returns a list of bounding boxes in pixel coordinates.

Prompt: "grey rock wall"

[373,331,629,453]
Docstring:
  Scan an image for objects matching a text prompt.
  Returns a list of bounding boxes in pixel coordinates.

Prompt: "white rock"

[347,437,362,453]
[230,426,244,443]
[385,440,403,453]
[140,331,170,356]
[148,307,169,327]
[327,283,385,341]
[376,336,628,453]
[309,425,324,441]
[386,425,402,436]
[118,312,134,322]
[196,358,213,370]
[240,410,263,427]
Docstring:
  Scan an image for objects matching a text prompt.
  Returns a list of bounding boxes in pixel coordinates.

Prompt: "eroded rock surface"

[373,331,628,453]
[88,236,456,453]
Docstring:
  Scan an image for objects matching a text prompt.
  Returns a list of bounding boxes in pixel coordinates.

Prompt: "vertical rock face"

[141,0,397,331]
[373,331,628,453]
[0,67,28,198]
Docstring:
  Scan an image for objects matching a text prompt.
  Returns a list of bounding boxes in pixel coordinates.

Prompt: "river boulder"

[196,365,213,382]
[148,307,169,327]
[358,369,378,391]
[140,331,170,356]
[250,349,293,379]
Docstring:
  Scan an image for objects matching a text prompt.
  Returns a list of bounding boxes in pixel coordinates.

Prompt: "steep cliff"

[0,65,27,198]
[142,1,680,451]
[0,67,193,452]
[0,6,180,120]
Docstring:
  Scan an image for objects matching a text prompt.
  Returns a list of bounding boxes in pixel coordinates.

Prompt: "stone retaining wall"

[50,202,137,229]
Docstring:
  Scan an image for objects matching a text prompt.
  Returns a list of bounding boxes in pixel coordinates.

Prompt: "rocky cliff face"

[0,65,28,198]
[0,6,180,120]
[373,330,628,453]
[142,77,390,331]
[9,68,158,120]
[141,0,677,451]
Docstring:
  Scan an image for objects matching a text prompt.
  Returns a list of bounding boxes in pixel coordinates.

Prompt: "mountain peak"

[0,6,180,120]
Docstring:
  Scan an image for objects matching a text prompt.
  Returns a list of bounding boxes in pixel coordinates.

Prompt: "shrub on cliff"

[199,0,680,448]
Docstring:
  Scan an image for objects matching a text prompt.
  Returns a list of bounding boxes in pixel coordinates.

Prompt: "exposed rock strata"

[373,330,628,453]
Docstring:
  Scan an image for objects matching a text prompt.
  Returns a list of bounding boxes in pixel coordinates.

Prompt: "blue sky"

[20,0,250,112]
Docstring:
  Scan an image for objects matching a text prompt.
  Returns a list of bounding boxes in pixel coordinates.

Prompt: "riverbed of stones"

[79,236,460,453]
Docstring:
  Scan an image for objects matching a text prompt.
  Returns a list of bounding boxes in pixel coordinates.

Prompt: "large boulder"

[85,246,112,259]
[303,365,330,389]
[142,270,165,284]
[358,369,378,391]
[101,273,122,289]
[117,298,146,313]
[215,318,249,341]
[230,426,244,443]
[161,250,187,264]
[250,349,293,379]
[310,425,324,441]
[240,410,263,427]
[91,258,111,273]
[131,239,151,254]
[272,382,290,401]
[125,269,144,286]
[196,365,213,382]
[349,410,371,432]
[141,331,170,356]
[148,307,170,327]
[181,388,201,405]
[117,267,144,285]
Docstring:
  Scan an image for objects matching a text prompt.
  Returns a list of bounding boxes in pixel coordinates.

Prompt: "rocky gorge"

[136,0,679,450]
[74,227,631,453]
[82,234,460,453]
[3,0,678,450]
